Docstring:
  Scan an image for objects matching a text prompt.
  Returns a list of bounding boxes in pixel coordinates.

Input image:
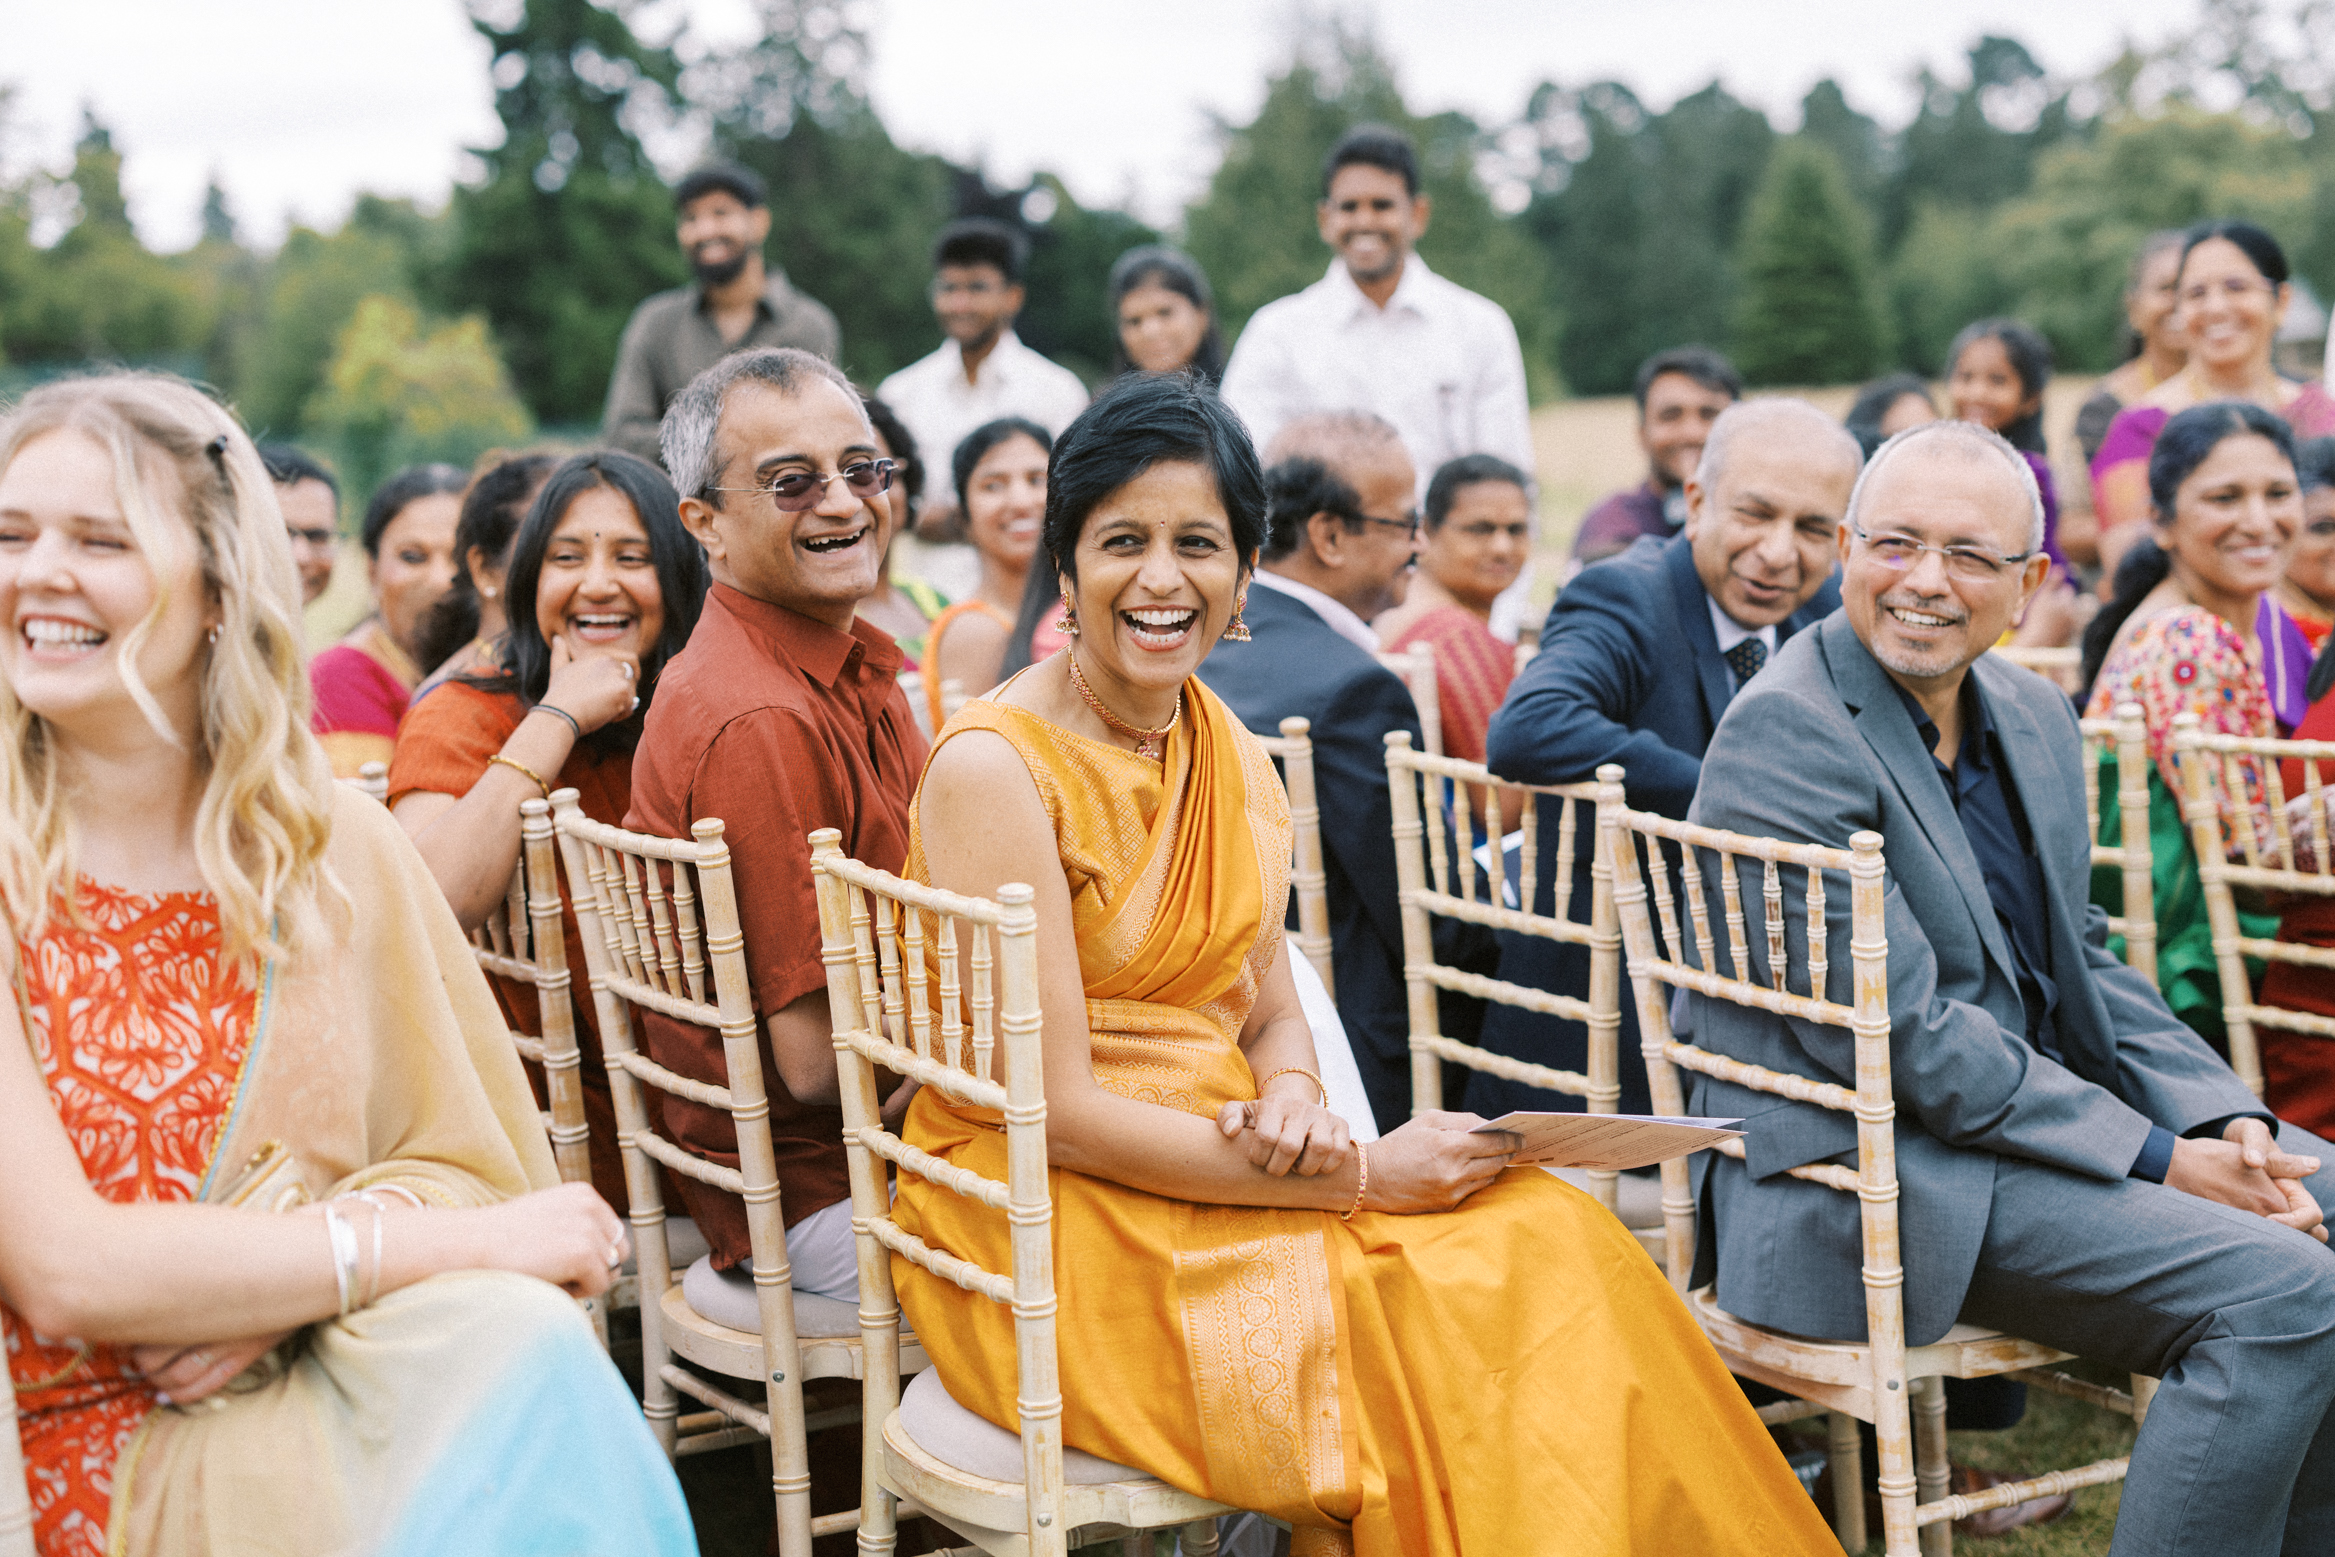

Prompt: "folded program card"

[1470,1112,1746,1171]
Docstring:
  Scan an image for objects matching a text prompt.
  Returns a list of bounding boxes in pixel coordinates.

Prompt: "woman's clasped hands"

[1214,1096,1522,1214]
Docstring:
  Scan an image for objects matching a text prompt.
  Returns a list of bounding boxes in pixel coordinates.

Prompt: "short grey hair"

[659,347,858,503]
[1844,418,2045,554]
[1694,396,1864,492]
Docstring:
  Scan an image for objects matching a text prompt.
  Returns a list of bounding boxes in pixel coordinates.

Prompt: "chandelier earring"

[1057,587,1079,638]
[1224,594,1252,643]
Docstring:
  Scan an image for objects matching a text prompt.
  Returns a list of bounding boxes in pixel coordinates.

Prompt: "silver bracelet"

[323,1203,359,1317]
[352,1192,390,1309]
[532,702,582,738]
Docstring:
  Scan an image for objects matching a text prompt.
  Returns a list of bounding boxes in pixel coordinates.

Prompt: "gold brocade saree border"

[1172,1207,1348,1514]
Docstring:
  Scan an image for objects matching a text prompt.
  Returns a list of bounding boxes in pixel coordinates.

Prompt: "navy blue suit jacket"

[1473,534,1840,1116]
[1200,584,1470,1130]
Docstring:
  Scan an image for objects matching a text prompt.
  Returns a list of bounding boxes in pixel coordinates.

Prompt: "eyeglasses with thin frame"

[1356,508,1422,541]
[707,459,897,513]
[1852,524,2036,583]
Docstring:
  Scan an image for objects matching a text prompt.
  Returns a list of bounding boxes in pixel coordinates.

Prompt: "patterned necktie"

[1723,636,1767,687]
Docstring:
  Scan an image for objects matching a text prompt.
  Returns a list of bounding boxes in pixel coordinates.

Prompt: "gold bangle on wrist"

[487,752,551,799]
[1343,1143,1370,1221]
[1257,1066,1329,1106]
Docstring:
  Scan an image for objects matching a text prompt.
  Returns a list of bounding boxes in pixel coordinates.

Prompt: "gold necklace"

[1066,650,1180,760]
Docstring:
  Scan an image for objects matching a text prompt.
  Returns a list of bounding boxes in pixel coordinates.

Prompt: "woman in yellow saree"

[900,375,1835,1555]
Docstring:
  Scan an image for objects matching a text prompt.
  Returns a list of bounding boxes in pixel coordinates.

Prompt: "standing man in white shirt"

[877,218,1089,515]
[1222,124,1537,633]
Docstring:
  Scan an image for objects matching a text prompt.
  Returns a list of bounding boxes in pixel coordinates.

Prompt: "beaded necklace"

[1066,649,1181,760]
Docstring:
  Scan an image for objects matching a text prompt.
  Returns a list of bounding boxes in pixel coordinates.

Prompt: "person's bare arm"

[930,611,1010,702]
[0,984,626,1351]
[395,639,639,929]
[916,730,1515,1213]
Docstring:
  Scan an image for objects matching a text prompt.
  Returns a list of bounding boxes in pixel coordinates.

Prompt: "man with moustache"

[601,162,842,465]
[1690,418,2335,1555]
[626,346,921,1315]
[1201,411,1486,1131]
[259,441,343,608]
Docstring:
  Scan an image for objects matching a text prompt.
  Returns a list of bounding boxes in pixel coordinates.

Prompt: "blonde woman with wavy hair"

[0,373,695,1557]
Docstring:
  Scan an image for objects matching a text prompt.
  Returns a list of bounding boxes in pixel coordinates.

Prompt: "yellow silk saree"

[895,681,1833,1556]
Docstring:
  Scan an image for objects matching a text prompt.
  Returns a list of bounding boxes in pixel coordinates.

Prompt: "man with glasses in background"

[1202,411,1491,1130]
[259,441,343,609]
[626,346,924,1317]
[1688,417,2335,1552]
[601,162,842,466]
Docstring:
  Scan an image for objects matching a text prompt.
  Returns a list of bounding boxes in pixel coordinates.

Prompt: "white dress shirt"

[1252,569,1381,655]
[1220,255,1535,485]
[1707,596,1778,692]
[875,329,1090,477]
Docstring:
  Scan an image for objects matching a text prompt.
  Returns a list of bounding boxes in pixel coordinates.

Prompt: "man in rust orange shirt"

[627,345,928,1314]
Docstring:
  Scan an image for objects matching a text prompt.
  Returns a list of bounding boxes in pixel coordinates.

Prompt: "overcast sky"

[6,0,2210,251]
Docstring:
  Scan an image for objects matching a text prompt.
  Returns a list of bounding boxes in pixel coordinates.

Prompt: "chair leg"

[2132,1373,2159,1428]
[1178,1518,1221,1557]
[1827,1410,1866,1553]
[1912,1376,1950,1557]
[1875,1386,1921,1557]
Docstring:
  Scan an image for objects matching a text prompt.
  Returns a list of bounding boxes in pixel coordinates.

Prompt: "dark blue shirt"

[1894,680,2178,1183]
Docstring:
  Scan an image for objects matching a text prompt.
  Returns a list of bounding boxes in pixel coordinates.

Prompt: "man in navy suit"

[1202,411,1481,1130]
[1477,398,1860,1119]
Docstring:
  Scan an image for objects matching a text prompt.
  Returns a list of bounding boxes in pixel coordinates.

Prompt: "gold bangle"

[1342,1143,1369,1221]
[1257,1066,1328,1106]
[487,752,551,799]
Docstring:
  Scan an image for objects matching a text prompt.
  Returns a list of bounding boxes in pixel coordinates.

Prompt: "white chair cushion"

[681,1255,862,1338]
[620,1214,712,1279]
[1544,1166,1665,1229]
[897,1367,1141,1485]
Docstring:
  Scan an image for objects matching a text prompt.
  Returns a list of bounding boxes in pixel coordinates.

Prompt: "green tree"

[1987,108,2313,370]
[1883,37,2076,249]
[1885,200,2016,374]
[1184,27,1555,397]
[238,198,447,436]
[706,0,957,385]
[304,294,533,500]
[442,0,685,425]
[1799,79,1887,212]
[1733,139,1886,385]
[1520,79,1773,394]
[0,111,208,368]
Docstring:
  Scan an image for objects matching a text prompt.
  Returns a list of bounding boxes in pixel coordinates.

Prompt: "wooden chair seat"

[1690,1289,2071,1421]
[659,1279,930,1386]
[883,1374,1232,1545]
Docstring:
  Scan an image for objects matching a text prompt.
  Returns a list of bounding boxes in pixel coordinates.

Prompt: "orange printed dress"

[4,885,256,1557]
[892,683,1836,1556]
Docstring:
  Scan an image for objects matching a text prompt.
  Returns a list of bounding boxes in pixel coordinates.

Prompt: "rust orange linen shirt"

[626,582,929,1269]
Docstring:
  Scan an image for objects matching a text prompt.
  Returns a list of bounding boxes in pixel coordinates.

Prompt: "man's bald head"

[1683,398,1862,629]
[1257,411,1420,618]
[1695,398,1863,494]
[1846,418,2043,556]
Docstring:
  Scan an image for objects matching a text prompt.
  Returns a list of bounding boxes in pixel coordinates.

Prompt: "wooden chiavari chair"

[2173,712,2335,1100]
[1375,644,1442,757]
[1600,767,2141,1556]
[1253,716,1334,998]
[812,831,1232,1557]
[1383,732,1658,1241]
[553,795,925,1556]
[465,795,607,1338]
[2081,702,2157,988]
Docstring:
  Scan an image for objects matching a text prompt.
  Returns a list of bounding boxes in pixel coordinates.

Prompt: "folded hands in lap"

[133,1182,630,1406]
[1213,1101,1519,1214]
[2167,1118,2328,1242]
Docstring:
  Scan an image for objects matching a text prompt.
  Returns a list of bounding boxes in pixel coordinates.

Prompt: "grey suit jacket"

[1682,613,2263,1344]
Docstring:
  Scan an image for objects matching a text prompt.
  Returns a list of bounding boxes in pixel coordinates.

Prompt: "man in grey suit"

[1688,418,2335,1553]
